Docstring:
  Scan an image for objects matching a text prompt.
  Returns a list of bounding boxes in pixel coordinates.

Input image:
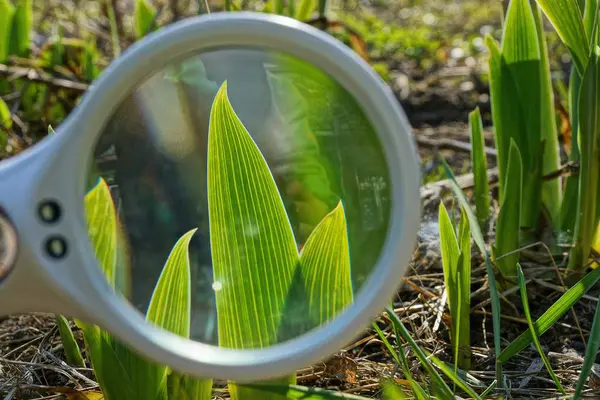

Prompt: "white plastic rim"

[0,12,421,381]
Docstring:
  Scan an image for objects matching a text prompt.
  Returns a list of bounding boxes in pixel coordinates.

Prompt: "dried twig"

[0,64,89,92]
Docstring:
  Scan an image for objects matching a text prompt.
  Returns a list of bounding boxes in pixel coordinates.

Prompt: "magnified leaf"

[84,178,118,286]
[208,80,299,350]
[0,0,15,62]
[298,201,353,325]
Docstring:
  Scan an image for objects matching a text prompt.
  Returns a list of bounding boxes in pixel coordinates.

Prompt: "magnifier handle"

[0,210,18,282]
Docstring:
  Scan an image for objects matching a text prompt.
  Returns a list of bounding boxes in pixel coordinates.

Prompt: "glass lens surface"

[86,47,391,349]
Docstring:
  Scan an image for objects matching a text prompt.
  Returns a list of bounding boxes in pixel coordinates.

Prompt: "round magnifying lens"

[85,46,392,350]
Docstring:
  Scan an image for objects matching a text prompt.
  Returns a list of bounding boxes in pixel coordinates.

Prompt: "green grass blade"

[375,323,429,399]
[0,0,15,62]
[55,315,85,368]
[428,355,482,399]
[385,307,455,400]
[134,0,157,39]
[498,265,600,361]
[105,0,120,58]
[583,0,599,45]
[440,158,503,385]
[8,0,31,58]
[439,201,459,315]
[516,264,566,394]
[534,0,589,74]
[480,380,497,398]
[494,140,522,285]
[296,0,316,21]
[298,201,353,329]
[469,108,490,230]
[569,50,600,270]
[574,290,600,398]
[84,178,117,286]
[533,3,562,226]
[208,81,299,349]
[241,384,371,399]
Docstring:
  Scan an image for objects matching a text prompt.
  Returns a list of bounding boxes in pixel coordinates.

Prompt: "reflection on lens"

[86,47,391,349]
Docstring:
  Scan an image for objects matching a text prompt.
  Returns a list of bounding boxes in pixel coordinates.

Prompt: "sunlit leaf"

[298,201,353,326]
[382,380,411,400]
[534,0,588,74]
[499,266,600,361]
[516,264,566,394]
[84,178,117,286]
[168,374,213,400]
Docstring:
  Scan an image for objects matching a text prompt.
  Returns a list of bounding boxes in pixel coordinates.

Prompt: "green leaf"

[501,0,544,231]
[469,108,490,230]
[374,323,429,400]
[499,265,600,362]
[516,264,566,394]
[55,315,86,368]
[574,289,600,397]
[208,81,299,350]
[146,229,196,337]
[534,0,588,74]
[440,158,503,385]
[569,50,600,270]
[0,97,12,130]
[385,307,455,400]
[0,0,15,62]
[8,0,31,58]
[84,178,118,286]
[168,374,213,400]
[241,384,372,399]
[296,0,316,21]
[75,324,135,400]
[428,355,482,400]
[493,140,522,285]
[533,4,562,226]
[484,35,527,206]
[297,201,353,326]
[270,0,285,14]
[134,0,157,39]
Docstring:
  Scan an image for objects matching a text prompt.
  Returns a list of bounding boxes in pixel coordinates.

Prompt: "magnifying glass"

[0,12,420,382]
